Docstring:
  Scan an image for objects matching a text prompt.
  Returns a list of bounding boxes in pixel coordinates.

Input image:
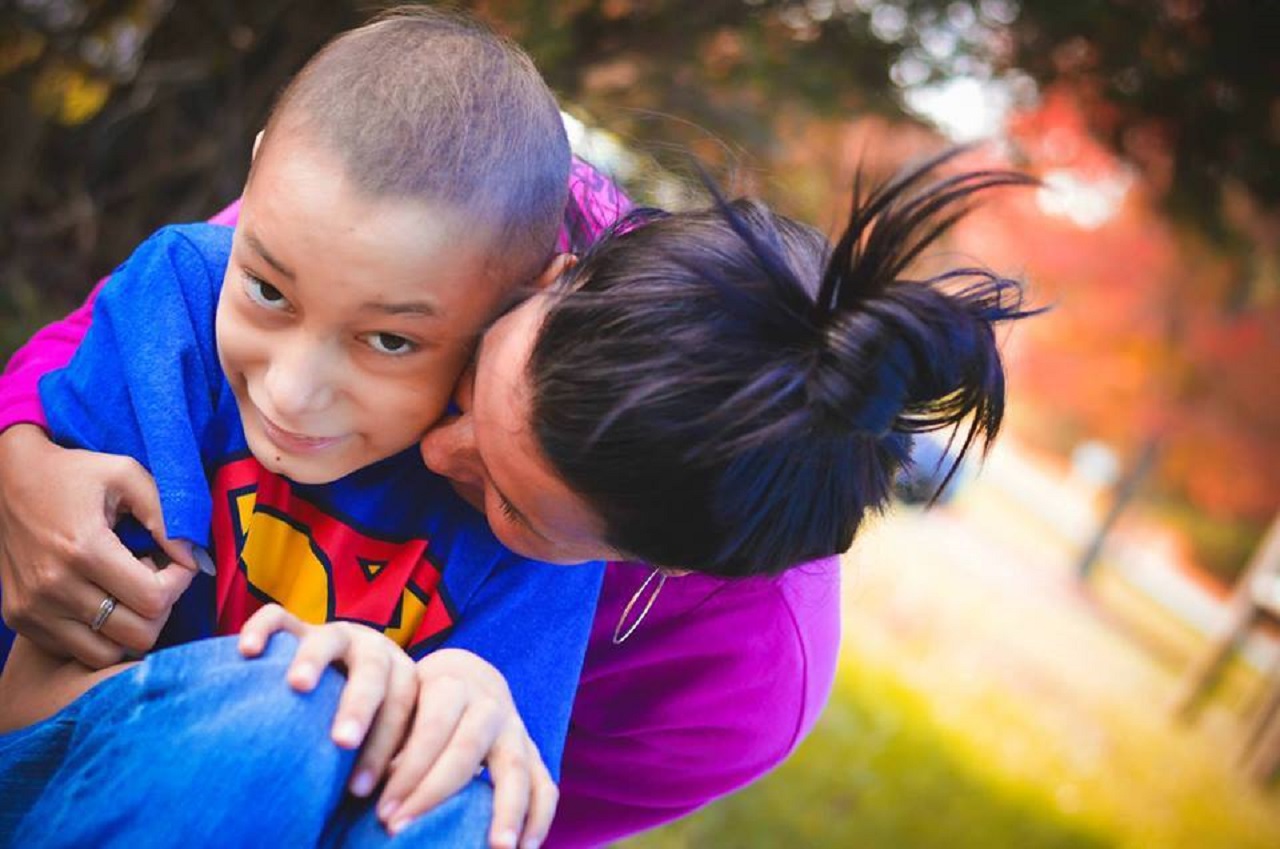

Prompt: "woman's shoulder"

[582,559,842,753]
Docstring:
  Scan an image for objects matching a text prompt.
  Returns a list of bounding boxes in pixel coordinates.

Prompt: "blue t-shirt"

[39,223,603,776]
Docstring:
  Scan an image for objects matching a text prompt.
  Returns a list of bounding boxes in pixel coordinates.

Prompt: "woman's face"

[418,295,619,565]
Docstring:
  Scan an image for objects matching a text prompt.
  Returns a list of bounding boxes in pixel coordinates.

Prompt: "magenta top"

[0,160,842,847]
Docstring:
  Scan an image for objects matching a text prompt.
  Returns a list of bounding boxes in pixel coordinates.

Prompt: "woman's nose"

[419,415,483,485]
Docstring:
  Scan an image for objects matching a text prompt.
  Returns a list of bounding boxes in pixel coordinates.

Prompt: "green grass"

[624,662,1114,849]
[621,496,1280,849]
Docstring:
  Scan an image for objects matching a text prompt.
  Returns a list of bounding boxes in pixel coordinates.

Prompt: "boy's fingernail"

[349,769,374,797]
[333,719,363,748]
[378,799,399,822]
[290,664,317,689]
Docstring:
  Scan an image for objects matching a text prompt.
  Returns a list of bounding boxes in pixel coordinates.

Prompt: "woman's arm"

[0,286,99,436]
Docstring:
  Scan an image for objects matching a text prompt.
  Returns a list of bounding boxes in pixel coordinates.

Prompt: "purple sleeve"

[547,559,841,848]
[557,156,633,252]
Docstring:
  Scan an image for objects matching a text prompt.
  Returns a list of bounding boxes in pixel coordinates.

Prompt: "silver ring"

[90,595,118,632]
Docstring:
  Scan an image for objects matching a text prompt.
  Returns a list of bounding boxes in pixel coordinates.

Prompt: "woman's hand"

[238,605,557,849]
[0,425,197,667]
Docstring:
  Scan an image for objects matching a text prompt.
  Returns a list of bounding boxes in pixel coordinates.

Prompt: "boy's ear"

[531,253,577,292]
[251,130,265,162]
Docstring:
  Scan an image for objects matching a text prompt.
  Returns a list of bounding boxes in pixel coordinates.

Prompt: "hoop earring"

[612,568,668,645]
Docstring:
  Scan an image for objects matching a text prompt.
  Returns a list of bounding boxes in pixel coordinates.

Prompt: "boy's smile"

[216,130,512,484]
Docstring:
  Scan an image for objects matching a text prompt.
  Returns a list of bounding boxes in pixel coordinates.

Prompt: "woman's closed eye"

[497,493,528,528]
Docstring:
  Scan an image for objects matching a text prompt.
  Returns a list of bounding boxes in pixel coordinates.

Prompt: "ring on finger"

[90,595,118,633]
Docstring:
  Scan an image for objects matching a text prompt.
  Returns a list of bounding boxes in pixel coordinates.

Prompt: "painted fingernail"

[378,799,399,822]
[349,769,375,797]
[333,719,363,748]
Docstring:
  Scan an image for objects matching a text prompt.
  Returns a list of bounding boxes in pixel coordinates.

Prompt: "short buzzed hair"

[257,5,570,283]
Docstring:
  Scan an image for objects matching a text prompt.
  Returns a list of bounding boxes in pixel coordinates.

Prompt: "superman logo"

[210,456,454,652]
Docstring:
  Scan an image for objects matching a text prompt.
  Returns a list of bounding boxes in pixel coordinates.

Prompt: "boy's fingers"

[286,624,349,692]
[485,730,536,849]
[517,753,558,849]
[349,655,418,796]
[378,677,468,824]
[239,604,303,656]
[388,704,507,833]
[329,638,393,749]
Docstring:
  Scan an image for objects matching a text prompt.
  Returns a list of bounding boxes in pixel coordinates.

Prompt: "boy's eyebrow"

[359,300,438,317]
[245,233,295,280]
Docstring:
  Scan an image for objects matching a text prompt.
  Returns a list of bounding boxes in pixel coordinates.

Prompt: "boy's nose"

[263,343,337,420]
[419,415,483,486]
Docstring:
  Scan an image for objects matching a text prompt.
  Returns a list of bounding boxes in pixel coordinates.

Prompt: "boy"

[0,7,601,848]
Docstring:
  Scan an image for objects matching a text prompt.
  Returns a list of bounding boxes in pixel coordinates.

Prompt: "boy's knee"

[128,632,348,758]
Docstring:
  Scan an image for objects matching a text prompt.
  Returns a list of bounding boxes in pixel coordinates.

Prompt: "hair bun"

[808,310,912,437]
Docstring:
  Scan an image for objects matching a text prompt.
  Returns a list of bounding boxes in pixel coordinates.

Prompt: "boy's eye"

[243,274,289,311]
[364,332,417,356]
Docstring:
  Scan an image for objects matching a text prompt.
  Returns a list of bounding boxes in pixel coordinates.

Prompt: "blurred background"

[2,1,1277,846]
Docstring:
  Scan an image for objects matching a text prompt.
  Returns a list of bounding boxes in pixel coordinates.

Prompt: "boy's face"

[216,132,512,484]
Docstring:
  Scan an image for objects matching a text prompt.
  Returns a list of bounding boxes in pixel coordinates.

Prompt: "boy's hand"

[380,649,557,849]
[0,425,197,667]
[238,606,556,849]
[238,604,419,799]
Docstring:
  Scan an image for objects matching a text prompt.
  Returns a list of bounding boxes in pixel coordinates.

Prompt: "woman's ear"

[531,253,578,292]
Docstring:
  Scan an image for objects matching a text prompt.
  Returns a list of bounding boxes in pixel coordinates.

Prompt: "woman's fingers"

[347,652,418,796]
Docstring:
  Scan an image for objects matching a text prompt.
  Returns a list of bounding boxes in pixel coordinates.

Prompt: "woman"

[0,150,1031,846]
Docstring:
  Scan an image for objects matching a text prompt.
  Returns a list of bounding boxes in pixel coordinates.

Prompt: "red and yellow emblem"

[210,457,454,650]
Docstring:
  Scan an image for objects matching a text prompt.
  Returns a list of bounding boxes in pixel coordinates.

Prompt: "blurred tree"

[1001,0,1279,296]
[1,0,359,353]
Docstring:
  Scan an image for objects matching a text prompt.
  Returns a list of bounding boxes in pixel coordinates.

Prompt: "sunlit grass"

[622,484,1280,849]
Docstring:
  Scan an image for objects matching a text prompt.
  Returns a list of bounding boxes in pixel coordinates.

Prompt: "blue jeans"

[0,634,492,848]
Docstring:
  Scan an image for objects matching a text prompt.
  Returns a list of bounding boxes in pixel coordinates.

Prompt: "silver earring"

[612,568,667,645]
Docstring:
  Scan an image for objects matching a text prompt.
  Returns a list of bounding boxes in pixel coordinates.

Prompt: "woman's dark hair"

[530,148,1039,577]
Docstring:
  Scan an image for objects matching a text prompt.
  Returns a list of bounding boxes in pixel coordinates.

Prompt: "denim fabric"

[0,633,489,848]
